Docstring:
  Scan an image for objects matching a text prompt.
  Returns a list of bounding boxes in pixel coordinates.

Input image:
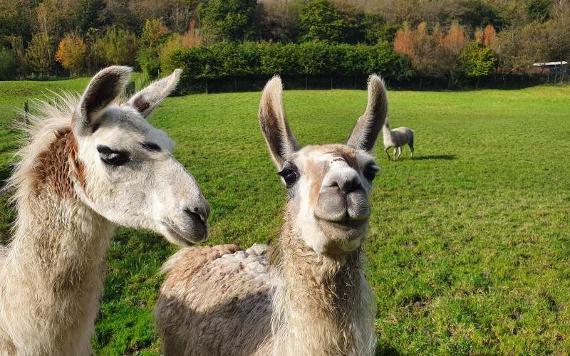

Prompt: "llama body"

[0,67,209,355]
[156,75,388,356]
[383,121,414,160]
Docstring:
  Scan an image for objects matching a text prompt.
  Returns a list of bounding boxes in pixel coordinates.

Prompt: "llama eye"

[278,167,298,187]
[97,145,130,166]
[142,142,161,152]
[363,164,379,181]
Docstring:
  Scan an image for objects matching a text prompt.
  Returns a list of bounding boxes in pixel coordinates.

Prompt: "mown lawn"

[0,78,568,355]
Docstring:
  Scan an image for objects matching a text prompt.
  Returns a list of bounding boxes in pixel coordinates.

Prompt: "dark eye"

[278,165,299,187]
[363,164,379,181]
[97,145,130,166]
[142,142,161,152]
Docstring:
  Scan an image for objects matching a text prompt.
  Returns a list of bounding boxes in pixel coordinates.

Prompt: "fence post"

[24,101,30,127]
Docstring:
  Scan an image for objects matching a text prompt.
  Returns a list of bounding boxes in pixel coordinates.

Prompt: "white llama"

[154,75,388,356]
[0,66,210,355]
[382,118,415,160]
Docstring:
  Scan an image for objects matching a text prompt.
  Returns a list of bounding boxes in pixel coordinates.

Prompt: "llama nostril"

[184,206,209,223]
[342,177,362,193]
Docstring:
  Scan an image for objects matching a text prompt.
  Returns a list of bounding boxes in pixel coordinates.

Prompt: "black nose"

[184,204,210,223]
[330,176,362,194]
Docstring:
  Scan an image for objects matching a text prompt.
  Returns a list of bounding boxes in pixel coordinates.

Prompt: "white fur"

[382,118,415,160]
[0,67,208,355]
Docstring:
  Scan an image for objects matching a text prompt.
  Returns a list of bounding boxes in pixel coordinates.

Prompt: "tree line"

[0,0,568,87]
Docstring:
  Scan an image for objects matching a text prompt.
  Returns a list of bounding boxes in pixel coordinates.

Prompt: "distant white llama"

[383,119,415,160]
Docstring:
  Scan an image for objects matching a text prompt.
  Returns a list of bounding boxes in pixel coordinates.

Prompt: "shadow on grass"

[412,154,457,161]
[376,344,401,355]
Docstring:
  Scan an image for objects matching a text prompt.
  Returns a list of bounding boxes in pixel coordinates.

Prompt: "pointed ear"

[74,66,132,136]
[127,69,182,118]
[259,76,298,169]
[346,75,388,152]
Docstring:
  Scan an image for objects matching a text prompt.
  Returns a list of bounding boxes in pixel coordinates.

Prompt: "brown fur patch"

[325,145,359,170]
[32,128,86,197]
[305,158,326,206]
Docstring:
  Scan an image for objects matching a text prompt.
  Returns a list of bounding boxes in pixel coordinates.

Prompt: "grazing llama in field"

[155,75,388,356]
[0,66,210,355]
[383,119,414,160]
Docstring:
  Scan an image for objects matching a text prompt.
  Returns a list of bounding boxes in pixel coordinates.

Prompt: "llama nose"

[184,204,210,223]
[332,175,362,194]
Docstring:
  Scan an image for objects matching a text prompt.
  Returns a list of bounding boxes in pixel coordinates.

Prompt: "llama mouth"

[161,220,208,246]
[315,216,368,235]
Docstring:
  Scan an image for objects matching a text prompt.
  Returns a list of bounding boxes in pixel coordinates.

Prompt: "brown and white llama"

[0,66,210,355]
[155,75,388,356]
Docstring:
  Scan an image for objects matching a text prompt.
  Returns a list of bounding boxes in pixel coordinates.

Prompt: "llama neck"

[0,128,114,354]
[270,217,376,356]
[382,123,392,141]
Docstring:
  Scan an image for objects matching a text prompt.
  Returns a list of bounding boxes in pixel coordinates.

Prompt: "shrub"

[158,22,203,78]
[164,41,411,92]
[0,47,16,80]
[209,42,260,77]
[259,43,300,76]
[297,41,336,76]
[55,33,87,76]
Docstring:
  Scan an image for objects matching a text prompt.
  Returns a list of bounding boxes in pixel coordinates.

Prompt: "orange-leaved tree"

[55,33,87,76]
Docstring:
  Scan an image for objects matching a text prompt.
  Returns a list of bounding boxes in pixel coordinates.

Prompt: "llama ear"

[127,69,182,119]
[75,66,132,136]
[346,75,388,152]
[259,76,298,169]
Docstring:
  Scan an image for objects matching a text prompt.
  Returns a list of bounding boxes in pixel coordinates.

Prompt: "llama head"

[72,66,209,246]
[259,75,387,255]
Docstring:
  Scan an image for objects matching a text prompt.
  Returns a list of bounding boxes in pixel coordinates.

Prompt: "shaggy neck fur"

[382,123,392,144]
[270,210,376,356]
[0,102,115,355]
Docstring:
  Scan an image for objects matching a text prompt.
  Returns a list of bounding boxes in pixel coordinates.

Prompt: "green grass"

[0,78,569,355]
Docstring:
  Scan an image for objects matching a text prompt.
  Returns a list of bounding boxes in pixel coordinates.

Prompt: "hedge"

[161,41,412,92]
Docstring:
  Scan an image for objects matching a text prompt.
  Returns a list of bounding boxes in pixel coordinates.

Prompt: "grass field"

[0,78,569,355]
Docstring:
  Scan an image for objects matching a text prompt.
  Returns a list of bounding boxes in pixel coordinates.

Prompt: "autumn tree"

[475,24,496,47]
[395,22,468,85]
[55,33,87,76]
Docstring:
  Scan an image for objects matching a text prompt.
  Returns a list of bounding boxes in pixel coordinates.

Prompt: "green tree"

[200,0,258,43]
[92,28,138,67]
[459,0,507,30]
[25,32,53,76]
[0,0,35,43]
[298,0,347,43]
[137,19,169,77]
[526,0,552,22]
[460,41,497,86]
[77,0,106,34]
